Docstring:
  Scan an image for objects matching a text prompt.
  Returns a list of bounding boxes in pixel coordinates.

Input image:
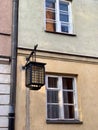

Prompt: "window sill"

[46,119,83,124]
[45,30,77,37]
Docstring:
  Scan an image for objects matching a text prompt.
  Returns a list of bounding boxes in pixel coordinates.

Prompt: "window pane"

[64,105,74,118]
[63,91,74,103]
[46,21,56,32]
[46,0,56,32]
[62,77,73,89]
[61,25,68,32]
[46,9,56,31]
[48,77,58,88]
[46,0,56,9]
[59,2,68,11]
[60,13,69,22]
[47,104,59,118]
[47,90,59,103]
[46,10,55,19]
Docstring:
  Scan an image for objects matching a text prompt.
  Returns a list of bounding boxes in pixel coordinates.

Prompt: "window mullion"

[58,76,64,119]
[73,78,79,119]
[68,2,73,33]
[56,0,61,32]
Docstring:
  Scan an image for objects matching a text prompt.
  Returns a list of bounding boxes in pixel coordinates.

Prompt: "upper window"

[45,0,73,34]
[46,75,80,123]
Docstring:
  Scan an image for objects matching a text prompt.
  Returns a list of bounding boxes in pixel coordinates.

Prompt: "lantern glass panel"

[32,65,45,85]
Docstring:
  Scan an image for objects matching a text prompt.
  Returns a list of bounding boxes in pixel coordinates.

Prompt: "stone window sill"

[45,30,77,37]
[46,119,83,124]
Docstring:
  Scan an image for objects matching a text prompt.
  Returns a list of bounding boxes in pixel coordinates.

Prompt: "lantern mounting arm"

[23,44,38,69]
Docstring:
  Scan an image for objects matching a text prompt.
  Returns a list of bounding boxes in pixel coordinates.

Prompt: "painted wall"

[0,0,12,56]
[17,0,98,130]
[15,50,98,130]
[18,0,98,57]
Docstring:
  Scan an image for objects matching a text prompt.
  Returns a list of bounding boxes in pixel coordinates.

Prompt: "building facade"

[16,0,98,130]
[0,0,12,130]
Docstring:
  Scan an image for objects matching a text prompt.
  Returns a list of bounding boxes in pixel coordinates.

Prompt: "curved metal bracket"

[22,44,38,69]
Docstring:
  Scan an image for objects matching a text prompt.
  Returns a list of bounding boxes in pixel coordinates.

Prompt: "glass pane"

[59,2,68,11]
[48,77,58,88]
[47,90,59,103]
[46,10,55,19]
[61,25,68,32]
[46,0,56,32]
[46,21,56,32]
[64,105,74,118]
[47,104,59,118]
[60,13,69,22]
[46,0,56,9]
[62,77,73,89]
[63,91,74,103]
[32,66,44,84]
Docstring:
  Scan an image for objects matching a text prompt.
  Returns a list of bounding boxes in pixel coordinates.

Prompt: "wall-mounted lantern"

[23,45,46,90]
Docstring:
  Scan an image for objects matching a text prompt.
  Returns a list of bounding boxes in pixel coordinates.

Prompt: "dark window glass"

[63,91,74,103]
[63,77,75,119]
[47,104,59,118]
[48,77,58,88]
[62,78,73,89]
[64,105,74,118]
[47,90,59,103]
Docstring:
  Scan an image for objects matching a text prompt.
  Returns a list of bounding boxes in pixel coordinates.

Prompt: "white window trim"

[44,0,73,34]
[46,75,79,121]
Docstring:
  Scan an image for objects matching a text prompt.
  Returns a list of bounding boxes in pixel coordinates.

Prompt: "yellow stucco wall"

[17,0,98,129]
[15,50,98,130]
[18,0,98,57]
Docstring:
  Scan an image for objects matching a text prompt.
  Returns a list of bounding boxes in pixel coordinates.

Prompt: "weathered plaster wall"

[0,36,11,56]
[0,0,12,56]
[18,0,98,57]
[15,51,98,130]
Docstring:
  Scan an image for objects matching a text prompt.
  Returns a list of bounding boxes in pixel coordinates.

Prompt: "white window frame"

[44,0,73,34]
[46,75,79,121]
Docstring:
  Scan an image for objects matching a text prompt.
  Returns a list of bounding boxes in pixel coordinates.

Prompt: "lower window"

[46,75,81,123]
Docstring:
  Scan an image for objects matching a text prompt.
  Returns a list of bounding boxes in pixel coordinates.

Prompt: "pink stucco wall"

[0,0,12,56]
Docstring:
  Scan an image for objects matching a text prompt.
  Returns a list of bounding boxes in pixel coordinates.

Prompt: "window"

[45,0,73,34]
[46,75,80,123]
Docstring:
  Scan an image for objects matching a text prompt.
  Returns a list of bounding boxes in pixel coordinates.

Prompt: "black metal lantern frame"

[23,45,46,90]
[26,62,46,90]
